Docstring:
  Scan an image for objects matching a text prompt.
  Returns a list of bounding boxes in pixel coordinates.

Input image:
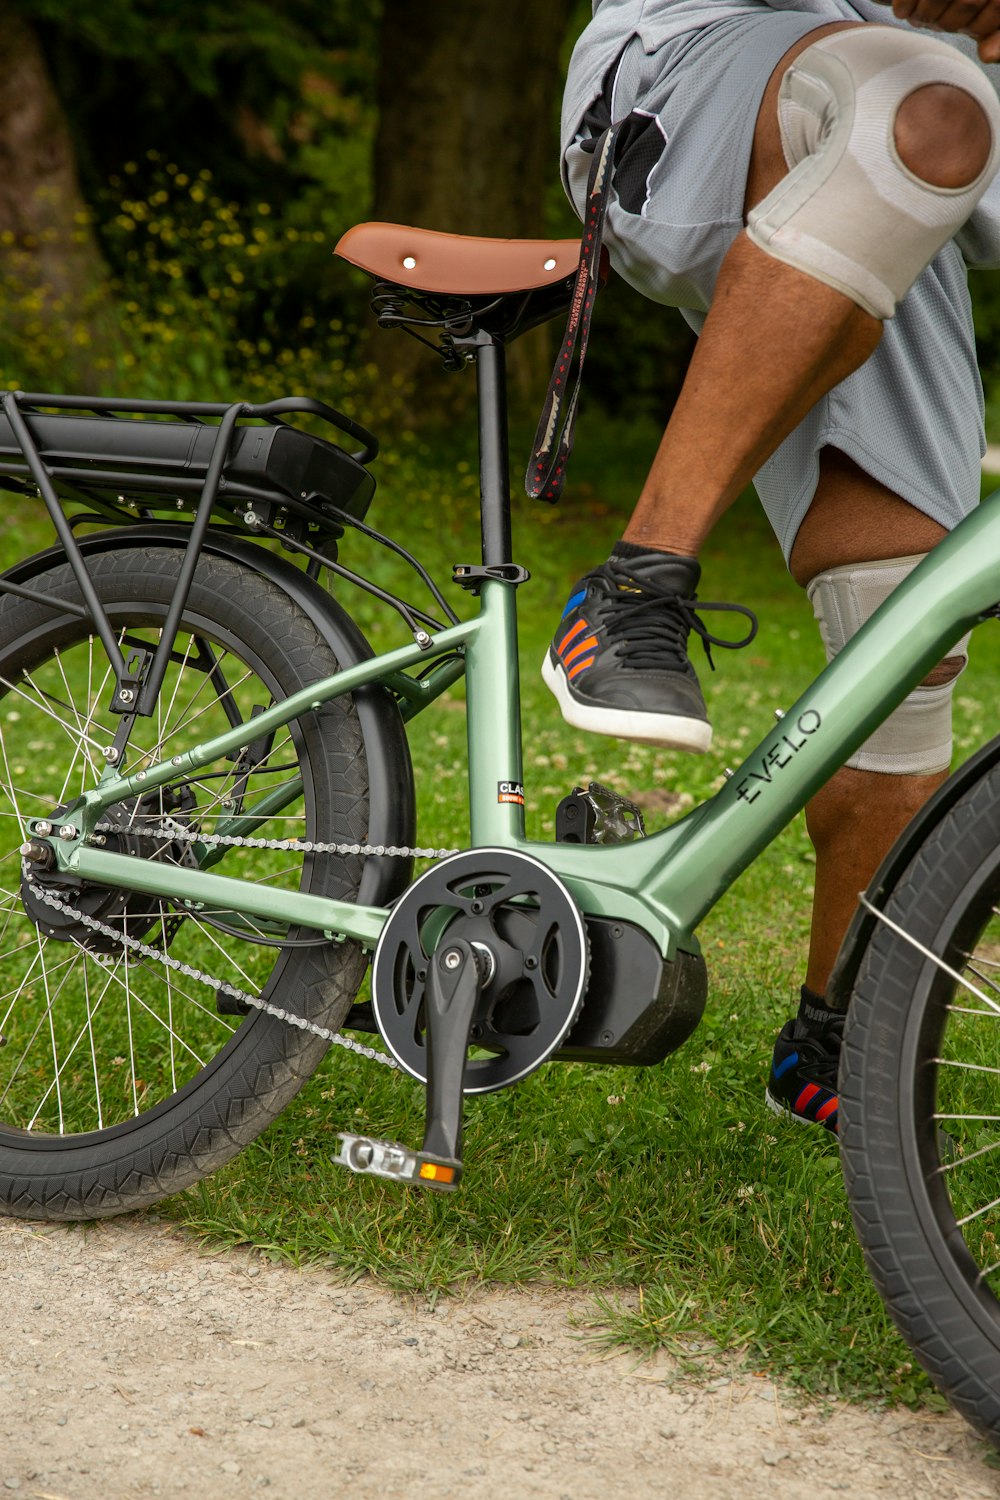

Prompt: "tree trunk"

[0,5,117,391]
[371,0,575,422]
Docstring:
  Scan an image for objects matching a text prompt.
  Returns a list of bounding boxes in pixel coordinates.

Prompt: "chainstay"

[26,882,402,1068]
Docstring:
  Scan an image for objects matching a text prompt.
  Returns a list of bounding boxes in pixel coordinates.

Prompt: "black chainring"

[371,848,589,1093]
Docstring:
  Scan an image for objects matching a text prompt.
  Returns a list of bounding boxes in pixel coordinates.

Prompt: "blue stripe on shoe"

[772,1051,799,1079]
[561,590,586,618]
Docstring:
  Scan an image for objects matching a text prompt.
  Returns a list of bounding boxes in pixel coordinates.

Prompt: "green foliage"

[20,0,376,93]
[1,0,385,402]
[25,0,380,238]
[11,0,1000,427]
[0,153,380,412]
[0,206,115,393]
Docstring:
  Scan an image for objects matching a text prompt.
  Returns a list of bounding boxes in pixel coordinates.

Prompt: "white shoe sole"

[541,653,712,752]
[765,1088,837,1129]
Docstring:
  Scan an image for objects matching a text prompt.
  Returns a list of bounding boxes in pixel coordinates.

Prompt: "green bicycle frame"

[51,485,1000,961]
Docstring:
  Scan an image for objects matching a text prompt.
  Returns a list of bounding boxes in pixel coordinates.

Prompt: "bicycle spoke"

[87,959,227,1071]
[177,909,266,993]
[3,672,109,758]
[932,1057,1000,1077]
[159,908,177,1096]
[26,954,118,1129]
[51,646,103,800]
[138,659,256,761]
[934,1112,1000,1122]
[964,962,1000,998]
[861,896,1000,1016]
[3,937,69,1130]
[149,634,197,767]
[0,946,63,1037]
[955,1195,1000,1229]
[933,1135,1000,1174]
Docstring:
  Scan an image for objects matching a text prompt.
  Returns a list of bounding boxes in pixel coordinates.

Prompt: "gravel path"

[1,1215,997,1500]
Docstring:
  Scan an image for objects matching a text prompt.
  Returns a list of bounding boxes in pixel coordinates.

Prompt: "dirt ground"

[1,1216,998,1500]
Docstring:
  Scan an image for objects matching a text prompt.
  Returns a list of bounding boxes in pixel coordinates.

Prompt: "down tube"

[537,490,1000,943]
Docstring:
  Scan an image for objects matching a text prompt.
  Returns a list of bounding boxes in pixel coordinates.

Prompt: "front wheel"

[0,546,379,1220]
[841,759,1000,1444]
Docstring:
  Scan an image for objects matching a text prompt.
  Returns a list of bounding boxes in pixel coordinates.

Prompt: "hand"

[890,0,1000,62]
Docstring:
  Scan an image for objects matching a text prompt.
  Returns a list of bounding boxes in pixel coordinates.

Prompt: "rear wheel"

[0,547,373,1219]
[841,760,1000,1444]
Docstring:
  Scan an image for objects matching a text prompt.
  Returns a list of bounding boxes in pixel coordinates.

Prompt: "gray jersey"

[561,0,1000,264]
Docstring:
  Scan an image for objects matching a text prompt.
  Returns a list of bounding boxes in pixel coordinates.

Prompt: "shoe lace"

[796,1013,845,1089]
[593,559,758,672]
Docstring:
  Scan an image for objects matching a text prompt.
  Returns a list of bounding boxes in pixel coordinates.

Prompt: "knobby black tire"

[841,760,1000,1445]
[0,548,372,1220]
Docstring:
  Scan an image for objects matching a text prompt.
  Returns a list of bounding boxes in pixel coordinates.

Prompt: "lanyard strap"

[525,123,621,503]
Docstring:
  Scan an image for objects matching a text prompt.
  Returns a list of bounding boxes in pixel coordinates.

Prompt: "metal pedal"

[333,1133,461,1190]
[555,780,646,845]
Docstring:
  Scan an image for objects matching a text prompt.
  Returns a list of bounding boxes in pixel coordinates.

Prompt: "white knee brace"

[807,555,969,775]
[747,27,1000,318]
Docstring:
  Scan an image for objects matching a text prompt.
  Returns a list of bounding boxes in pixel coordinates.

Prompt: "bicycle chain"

[24,825,459,1068]
[93,819,459,863]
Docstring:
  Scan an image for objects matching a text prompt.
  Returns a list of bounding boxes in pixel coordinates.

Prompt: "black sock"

[794,985,846,1039]
[611,540,694,563]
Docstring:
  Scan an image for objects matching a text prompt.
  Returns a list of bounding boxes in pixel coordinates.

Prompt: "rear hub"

[20,800,198,954]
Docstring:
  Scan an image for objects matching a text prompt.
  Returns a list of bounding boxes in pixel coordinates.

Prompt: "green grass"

[4,413,1000,1408]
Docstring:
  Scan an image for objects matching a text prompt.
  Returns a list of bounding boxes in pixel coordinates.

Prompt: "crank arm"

[332,936,483,1193]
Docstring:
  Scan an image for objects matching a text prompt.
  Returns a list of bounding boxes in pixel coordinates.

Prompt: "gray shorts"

[563,16,986,562]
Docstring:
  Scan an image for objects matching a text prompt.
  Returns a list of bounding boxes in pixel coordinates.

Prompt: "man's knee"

[895,82,995,189]
[746,26,1000,318]
[806,555,970,775]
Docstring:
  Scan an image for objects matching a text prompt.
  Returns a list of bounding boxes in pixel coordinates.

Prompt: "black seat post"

[471,330,513,568]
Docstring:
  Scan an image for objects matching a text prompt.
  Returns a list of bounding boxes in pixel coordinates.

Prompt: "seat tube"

[464,332,524,844]
[465,580,525,845]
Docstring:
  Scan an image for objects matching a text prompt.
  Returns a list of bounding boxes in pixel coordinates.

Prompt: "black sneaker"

[541,551,757,750]
[765,1017,844,1133]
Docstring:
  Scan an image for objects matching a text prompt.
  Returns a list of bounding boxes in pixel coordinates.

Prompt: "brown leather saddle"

[336,211,610,501]
[335,221,582,298]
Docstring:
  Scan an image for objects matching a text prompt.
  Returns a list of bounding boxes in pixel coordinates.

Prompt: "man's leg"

[701,30,980,1126]
[763,448,969,1129]
[548,19,996,1127]
[546,22,997,753]
[623,23,993,554]
[788,447,953,998]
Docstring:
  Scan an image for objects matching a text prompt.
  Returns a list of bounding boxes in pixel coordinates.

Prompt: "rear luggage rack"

[0,389,381,717]
[0,391,378,537]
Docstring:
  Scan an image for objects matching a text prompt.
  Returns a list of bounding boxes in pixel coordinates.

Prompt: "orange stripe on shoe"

[557,618,589,655]
[567,655,596,681]
[562,634,598,668]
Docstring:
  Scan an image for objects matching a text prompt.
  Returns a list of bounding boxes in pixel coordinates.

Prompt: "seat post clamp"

[453,563,530,594]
